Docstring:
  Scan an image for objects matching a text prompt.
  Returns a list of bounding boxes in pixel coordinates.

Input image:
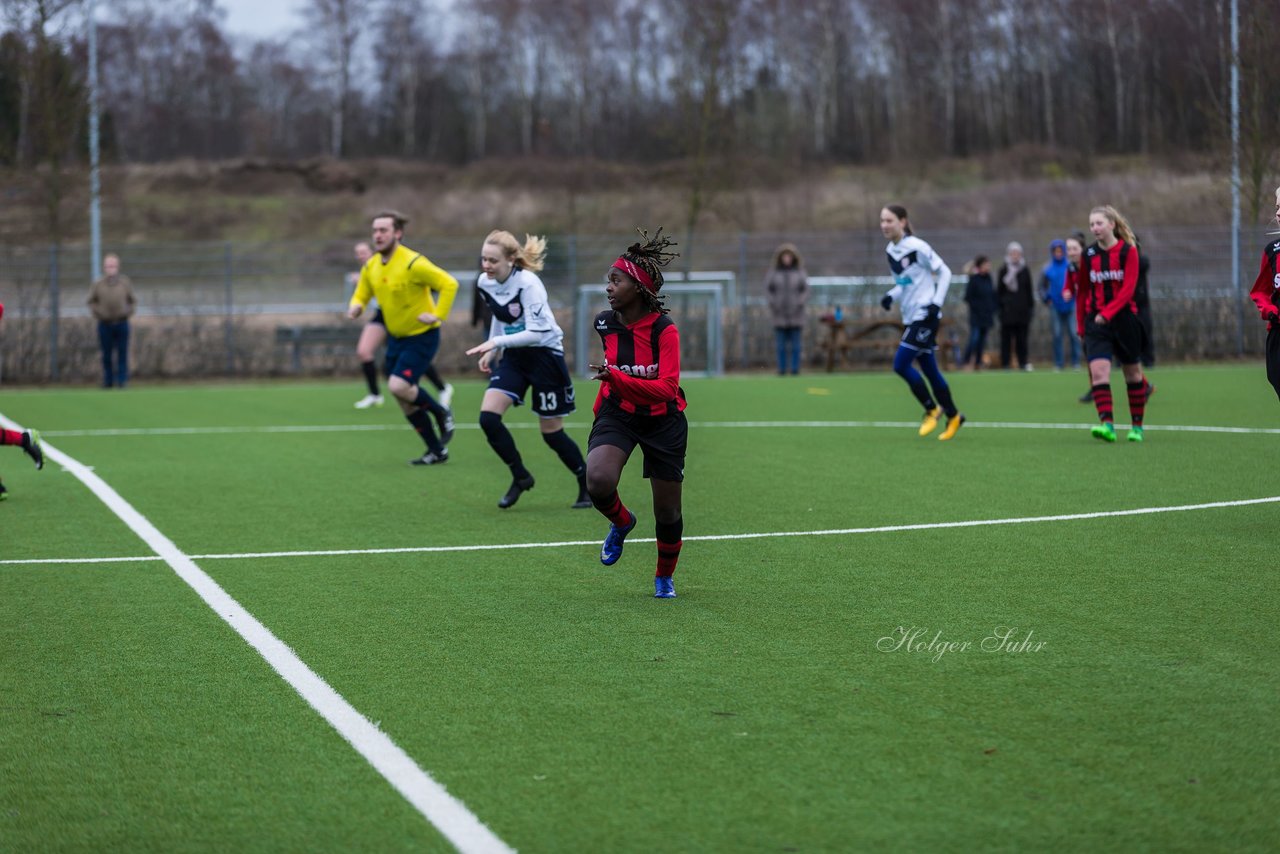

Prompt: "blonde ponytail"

[484,229,547,272]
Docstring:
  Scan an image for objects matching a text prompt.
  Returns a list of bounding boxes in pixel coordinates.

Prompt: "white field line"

[6,495,1279,568]
[0,414,513,854]
[38,420,1280,438]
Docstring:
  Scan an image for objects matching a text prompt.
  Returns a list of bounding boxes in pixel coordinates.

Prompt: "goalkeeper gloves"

[925,304,941,323]
[880,294,894,311]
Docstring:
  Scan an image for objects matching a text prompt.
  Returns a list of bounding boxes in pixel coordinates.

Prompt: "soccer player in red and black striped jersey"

[1248,185,1280,402]
[0,301,46,500]
[1076,205,1152,443]
[585,229,688,599]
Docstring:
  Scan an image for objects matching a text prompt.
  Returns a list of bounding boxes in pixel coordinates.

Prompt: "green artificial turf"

[1,366,1277,851]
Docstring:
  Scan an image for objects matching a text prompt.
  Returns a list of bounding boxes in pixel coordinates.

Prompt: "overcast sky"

[216,0,303,39]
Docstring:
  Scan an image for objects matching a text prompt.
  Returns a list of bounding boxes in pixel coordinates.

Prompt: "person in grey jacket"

[87,253,137,388]
[764,243,809,375]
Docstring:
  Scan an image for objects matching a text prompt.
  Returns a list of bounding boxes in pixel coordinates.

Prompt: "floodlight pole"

[88,0,101,280]
[1230,0,1242,356]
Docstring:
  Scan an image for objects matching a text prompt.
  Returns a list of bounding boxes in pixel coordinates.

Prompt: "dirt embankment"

[0,149,1268,246]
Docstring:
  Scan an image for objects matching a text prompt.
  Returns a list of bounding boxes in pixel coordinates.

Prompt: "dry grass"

[0,152,1273,246]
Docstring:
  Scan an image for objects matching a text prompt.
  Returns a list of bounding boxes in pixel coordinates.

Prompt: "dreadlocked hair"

[620,227,680,314]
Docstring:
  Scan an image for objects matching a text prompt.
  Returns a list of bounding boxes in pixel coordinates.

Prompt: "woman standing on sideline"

[585,228,687,599]
[350,240,452,411]
[1076,205,1152,442]
[1248,185,1280,402]
[87,253,136,388]
[996,242,1034,371]
[465,230,590,510]
[764,243,809,375]
[961,255,996,369]
[878,205,965,440]
[1039,239,1079,371]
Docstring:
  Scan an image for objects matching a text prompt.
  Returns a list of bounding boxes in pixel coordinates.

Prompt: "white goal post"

[574,282,726,378]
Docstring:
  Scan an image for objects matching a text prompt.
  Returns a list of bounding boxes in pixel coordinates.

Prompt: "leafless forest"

[3,1,1276,174]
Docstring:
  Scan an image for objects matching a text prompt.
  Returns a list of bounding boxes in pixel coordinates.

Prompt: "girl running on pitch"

[878,205,965,440]
[465,231,590,510]
[1248,185,1280,402]
[585,228,687,599]
[1077,205,1152,442]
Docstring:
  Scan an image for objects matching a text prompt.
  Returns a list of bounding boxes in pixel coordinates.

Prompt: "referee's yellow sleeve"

[415,260,459,322]
[350,265,373,310]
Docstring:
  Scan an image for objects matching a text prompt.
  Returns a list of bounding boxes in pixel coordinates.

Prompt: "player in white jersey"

[465,230,591,509]
[878,204,965,440]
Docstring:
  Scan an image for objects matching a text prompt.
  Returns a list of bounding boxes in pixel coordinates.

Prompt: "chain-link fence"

[1,227,1272,384]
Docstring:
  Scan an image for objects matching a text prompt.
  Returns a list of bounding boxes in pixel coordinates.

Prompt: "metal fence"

[0,227,1272,384]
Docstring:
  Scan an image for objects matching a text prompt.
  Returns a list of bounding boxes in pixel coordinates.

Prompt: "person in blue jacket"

[1038,239,1079,371]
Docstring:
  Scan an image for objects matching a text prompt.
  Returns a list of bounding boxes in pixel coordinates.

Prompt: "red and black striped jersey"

[1248,237,1280,327]
[1079,240,1140,326]
[592,309,687,416]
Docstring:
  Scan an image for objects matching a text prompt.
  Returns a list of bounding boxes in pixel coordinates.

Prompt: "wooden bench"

[275,324,360,373]
[820,317,958,371]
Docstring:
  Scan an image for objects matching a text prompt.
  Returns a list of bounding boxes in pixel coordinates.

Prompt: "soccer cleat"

[1078,390,1094,404]
[1091,422,1117,443]
[439,383,454,409]
[918,406,942,437]
[435,407,455,445]
[0,480,7,501]
[410,448,449,465]
[354,393,384,410]
[600,510,637,566]
[1127,426,1145,443]
[654,576,676,598]
[23,430,44,470]
[1144,381,1156,403]
[938,414,966,441]
[498,474,536,509]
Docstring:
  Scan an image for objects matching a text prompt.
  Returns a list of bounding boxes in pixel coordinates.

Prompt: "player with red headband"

[0,300,46,500]
[1248,185,1280,402]
[585,228,688,598]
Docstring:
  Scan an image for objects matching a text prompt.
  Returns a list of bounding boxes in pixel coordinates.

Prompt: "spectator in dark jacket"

[997,241,1035,370]
[961,255,996,369]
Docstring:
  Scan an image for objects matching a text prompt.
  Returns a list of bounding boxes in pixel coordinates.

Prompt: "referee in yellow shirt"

[348,211,459,465]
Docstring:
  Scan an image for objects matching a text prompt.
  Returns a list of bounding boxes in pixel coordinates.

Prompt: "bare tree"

[2,0,81,241]
[300,0,371,158]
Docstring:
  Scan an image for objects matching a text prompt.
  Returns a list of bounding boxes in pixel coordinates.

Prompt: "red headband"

[612,257,656,292]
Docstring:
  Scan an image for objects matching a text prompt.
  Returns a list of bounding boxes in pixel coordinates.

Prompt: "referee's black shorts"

[1084,310,1146,366]
[588,400,688,482]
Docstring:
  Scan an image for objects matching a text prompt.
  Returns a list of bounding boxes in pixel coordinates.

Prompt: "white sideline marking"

[39,420,1280,438]
[6,495,1279,567]
[0,415,512,854]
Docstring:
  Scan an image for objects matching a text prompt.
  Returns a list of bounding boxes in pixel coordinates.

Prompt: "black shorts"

[488,348,576,417]
[1084,311,1146,366]
[899,319,939,351]
[385,328,440,385]
[369,308,385,326]
[588,401,688,482]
